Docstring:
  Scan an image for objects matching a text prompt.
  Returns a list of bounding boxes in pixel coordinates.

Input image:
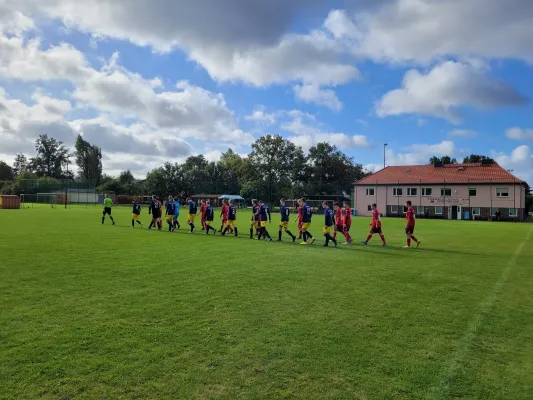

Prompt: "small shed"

[0,195,21,209]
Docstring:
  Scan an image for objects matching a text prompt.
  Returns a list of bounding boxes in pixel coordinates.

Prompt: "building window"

[469,188,477,197]
[441,188,452,196]
[435,206,443,215]
[472,207,481,216]
[509,208,517,217]
[416,206,424,214]
[496,188,509,197]
[391,205,399,213]
[422,188,432,196]
[365,188,375,196]
[491,208,499,217]
[367,204,372,211]
[407,188,417,196]
[393,188,403,196]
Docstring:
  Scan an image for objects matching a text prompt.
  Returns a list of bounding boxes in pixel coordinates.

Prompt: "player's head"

[105,194,108,198]
[206,200,210,206]
[344,201,350,207]
[372,203,377,210]
[280,199,285,205]
[252,199,257,205]
[322,201,329,209]
[406,200,412,207]
[168,196,173,201]
[152,195,156,200]
[258,200,263,205]
[334,202,341,210]
[230,199,235,205]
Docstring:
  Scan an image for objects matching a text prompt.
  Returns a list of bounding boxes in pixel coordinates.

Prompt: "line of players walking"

[103,195,421,248]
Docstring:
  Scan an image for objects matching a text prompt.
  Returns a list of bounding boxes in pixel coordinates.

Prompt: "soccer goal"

[36,193,57,208]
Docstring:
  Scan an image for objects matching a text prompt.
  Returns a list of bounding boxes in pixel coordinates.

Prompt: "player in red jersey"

[361,203,386,246]
[404,200,421,248]
[294,199,304,239]
[342,201,353,244]
[199,199,207,230]
[219,200,232,233]
[332,202,343,241]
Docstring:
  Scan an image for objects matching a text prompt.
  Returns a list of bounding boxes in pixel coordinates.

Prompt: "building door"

[448,206,453,220]
[457,205,462,220]
[450,206,458,220]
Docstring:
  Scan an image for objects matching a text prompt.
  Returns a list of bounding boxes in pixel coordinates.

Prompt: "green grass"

[1,206,532,400]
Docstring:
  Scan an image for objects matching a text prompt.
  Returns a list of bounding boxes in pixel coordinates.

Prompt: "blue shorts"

[173,213,180,220]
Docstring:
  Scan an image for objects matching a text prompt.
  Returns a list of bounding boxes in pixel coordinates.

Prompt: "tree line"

[0,134,369,202]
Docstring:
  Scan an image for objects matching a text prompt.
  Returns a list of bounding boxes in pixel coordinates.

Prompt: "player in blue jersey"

[257,200,272,241]
[222,200,238,237]
[172,197,181,231]
[204,200,217,234]
[131,198,142,228]
[278,199,296,242]
[300,198,315,245]
[322,201,338,247]
[186,198,197,233]
[165,196,176,232]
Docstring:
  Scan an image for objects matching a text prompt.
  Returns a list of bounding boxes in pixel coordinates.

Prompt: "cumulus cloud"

[386,141,456,166]
[449,129,477,138]
[494,145,533,183]
[506,127,533,140]
[375,61,526,122]
[293,83,342,111]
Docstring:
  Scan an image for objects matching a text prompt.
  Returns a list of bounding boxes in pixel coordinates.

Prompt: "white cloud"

[334,1,533,64]
[494,145,533,183]
[293,83,342,111]
[506,127,533,140]
[245,107,276,125]
[375,61,526,122]
[449,129,477,138]
[0,2,34,34]
[386,140,456,166]
[356,119,369,126]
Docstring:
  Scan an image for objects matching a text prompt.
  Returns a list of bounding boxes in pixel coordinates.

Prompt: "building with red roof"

[354,161,527,221]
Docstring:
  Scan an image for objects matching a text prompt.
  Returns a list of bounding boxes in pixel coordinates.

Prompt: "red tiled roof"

[357,163,525,185]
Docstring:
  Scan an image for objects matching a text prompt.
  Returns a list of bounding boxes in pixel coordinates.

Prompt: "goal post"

[36,193,57,208]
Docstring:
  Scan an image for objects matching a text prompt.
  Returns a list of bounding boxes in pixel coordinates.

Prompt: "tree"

[144,163,194,198]
[462,154,495,163]
[249,135,303,203]
[429,155,457,165]
[218,149,243,194]
[29,134,71,178]
[75,135,102,185]
[118,170,135,186]
[0,161,15,181]
[12,153,27,176]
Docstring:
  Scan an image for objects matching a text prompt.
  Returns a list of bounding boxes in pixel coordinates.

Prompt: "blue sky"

[1,0,532,182]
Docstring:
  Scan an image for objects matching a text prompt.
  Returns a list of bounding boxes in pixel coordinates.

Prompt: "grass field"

[1,206,532,400]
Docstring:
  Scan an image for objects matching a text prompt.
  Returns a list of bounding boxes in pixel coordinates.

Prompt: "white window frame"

[393,188,403,196]
[390,205,399,213]
[365,187,375,196]
[491,208,498,217]
[441,188,452,197]
[469,188,477,197]
[422,188,432,196]
[509,208,517,217]
[367,204,372,211]
[435,206,443,215]
[407,188,418,196]
[472,207,481,216]
[496,188,509,197]
[416,206,424,214]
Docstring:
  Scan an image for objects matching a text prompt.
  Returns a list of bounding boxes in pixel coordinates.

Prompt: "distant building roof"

[356,163,524,185]
[219,194,244,200]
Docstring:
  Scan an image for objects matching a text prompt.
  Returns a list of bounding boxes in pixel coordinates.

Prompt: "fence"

[354,178,528,222]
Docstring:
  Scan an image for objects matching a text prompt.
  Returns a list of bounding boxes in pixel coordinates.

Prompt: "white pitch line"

[429,226,533,400]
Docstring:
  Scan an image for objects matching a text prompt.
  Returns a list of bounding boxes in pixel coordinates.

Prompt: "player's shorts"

[103,207,112,215]
[260,221,267,228]
[152,212,161,220]
[344,224,351,232]
[279,221,289,229]
[205,220,212,226]
[132,213,140,220]
[371,226,382,234]
[226,220,236,227]
[173,213,180,221]
[323,226,331,234]
[187,213,196,222]
[222,217,228,224]
[250,220,258,227]
[301,222,311,230]
[165,215,173,222]
[298,221,303,229]
[200,213,205,221]
[335,224,343,232]
[405,225,415,235]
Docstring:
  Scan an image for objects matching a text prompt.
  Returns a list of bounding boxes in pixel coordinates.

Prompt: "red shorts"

[371,226,382,234]
[405,225,415,235]
[343,225,351,232]
[335,224,343,232]
[222,217,228,223]
[298,221,303,229]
